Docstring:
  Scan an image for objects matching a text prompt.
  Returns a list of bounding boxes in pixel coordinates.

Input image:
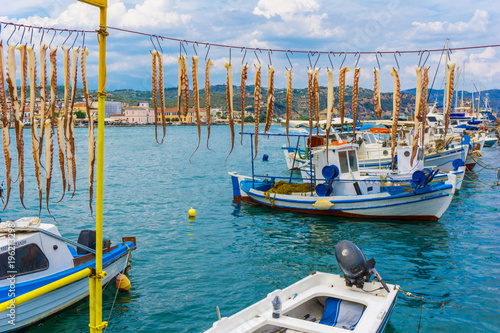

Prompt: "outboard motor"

[77,230,110,255]
[335,240,389,292]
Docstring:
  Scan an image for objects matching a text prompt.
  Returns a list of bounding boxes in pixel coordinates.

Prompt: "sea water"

[1,125,499,332]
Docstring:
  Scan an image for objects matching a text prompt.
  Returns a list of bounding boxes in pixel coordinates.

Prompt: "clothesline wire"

[2,21,500,56]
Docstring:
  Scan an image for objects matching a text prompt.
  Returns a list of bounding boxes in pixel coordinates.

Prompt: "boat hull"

[0,247,131,332]
[206,272,399,333]
[234,175,455,221]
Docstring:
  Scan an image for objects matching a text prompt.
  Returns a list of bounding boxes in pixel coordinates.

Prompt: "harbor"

[1,125,499,332]
[1,1,500,332]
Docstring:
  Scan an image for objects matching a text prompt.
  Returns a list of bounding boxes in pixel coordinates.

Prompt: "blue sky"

[1,0,499,93]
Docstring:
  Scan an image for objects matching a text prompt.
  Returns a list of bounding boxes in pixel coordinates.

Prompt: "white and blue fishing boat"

[0,217,136,332]
[232,131,458,221]
[206,240,399,333]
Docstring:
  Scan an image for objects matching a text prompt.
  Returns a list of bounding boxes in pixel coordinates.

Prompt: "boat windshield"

[348,150,358,171]
[0,243,49,279]
[339,151,349,174]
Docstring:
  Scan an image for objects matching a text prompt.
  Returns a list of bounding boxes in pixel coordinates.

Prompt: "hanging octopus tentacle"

[240,64,249,145]
[189,55,201,162]
[264,65,275,133]
[205,59,214,151]
[253,64,262,160]
[0,41,12,210]
[351,68,360,142]
[285,68,292,145]
[224,61,235,160]
[390,68,401,170]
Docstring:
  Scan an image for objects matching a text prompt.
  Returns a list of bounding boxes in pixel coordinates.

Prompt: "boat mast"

[461,61,465,107]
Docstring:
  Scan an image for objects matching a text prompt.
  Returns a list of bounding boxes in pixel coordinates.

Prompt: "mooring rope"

[398,288,500,333]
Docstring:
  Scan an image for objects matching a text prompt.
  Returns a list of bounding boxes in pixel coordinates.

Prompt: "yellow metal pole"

[77,1,108,332]
[0,268,92,313]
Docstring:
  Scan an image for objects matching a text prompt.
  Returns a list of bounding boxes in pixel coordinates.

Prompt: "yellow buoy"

[188,207,196,217]
[115,273,131,292]
[312,200,334,210]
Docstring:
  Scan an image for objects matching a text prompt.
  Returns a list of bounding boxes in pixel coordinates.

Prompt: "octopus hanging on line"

[69,47,80,198]
[240,64,249,145]
[420,67,429,148]
[373,68,382,118]
[205,59,214,151]
[253,63,262,160]
[46,45,58,211]
[338,66,350,132]
[264,65,275,133]
[325,68,335,161]
[28,44,43,213]
[224,61,235,159]
[81,46,95,215]
[0,41,12,210]
[151,50,160,143]
[313,68,320,134]
[157,51,166,143]
[7,43,26,209]
[390,68,401,170]
[307,68,314,149]
[190,55,201,162]
[351,68,360,141]
[443,62,456,142]
[410,67,423,166]
[285,68,293,144]
[38,44,48,161]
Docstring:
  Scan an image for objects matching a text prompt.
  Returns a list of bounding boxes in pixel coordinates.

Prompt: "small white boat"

[234,132,459,221]
[0,217,136,332]
[206,240,399,333]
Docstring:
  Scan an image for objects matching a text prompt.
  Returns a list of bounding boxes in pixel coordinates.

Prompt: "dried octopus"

[157,51,167,143]
[190,55,200,162]
[307,68,314,149]
[81,46,95,215]
[326,68,335,158]
[264,66,275,133]
[420,67,429,148]
[240,64,249,144]
[205,59,214,150]
[38,44,48,161]
[0,41,11,210]
[152,51,159,140]
[6,43,26,208]
[47,45,59,211]
[410,67,423,166]
[313,68,320,134]
[351,68,360,141]
[373,68,382,118]
[285,68,292,144]
[182,56,190,118]
[28,44,43,212]
[338,66,350,132]
[224,61,235,159]
[253,63,262,160]
[177,55,189,120]
[443,62,456,141]
[389,68,401,170]
[69,47,80,197]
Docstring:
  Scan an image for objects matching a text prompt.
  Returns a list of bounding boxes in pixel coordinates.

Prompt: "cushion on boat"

[319,297,365,330]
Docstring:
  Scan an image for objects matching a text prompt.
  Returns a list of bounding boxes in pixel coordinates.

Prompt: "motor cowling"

[335,240,375,289]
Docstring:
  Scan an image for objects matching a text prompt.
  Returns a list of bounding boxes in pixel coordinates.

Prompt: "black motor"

[77,230,110,255]
[335,240,389,292]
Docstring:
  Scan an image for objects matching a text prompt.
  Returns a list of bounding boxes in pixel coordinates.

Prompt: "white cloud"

[412,9,489,34]
[253,0,320,19]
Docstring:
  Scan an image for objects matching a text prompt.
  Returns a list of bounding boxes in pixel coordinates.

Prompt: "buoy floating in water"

[188,207,196,217]
[263,154,269,161]
[115,273,131,292]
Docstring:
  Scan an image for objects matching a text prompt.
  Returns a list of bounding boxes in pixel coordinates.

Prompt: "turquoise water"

[2,125,499,332]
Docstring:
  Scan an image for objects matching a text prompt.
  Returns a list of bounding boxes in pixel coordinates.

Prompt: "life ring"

[480,125,486,131]
[370,127,390,134]
[331,140,347,146]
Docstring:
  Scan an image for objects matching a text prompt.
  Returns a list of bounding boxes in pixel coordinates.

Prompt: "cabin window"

[348,150,358,172]
[339,151,349,174]
[0,244,49,279]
